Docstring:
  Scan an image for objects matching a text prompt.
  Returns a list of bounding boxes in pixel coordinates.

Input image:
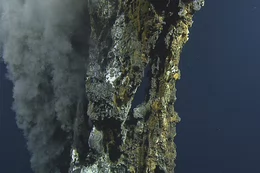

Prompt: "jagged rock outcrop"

[70,0,204,172]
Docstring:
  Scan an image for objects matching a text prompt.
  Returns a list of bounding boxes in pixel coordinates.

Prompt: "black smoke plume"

[0,0,90,172]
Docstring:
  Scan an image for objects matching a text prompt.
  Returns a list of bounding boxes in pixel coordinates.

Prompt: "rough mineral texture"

[70,0,204,172]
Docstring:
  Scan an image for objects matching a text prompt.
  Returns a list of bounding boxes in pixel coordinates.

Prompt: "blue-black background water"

[0,63,32,173]
[1,0,260,173]
[175,0,260,173]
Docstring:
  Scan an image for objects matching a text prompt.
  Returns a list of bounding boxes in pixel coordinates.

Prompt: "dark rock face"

[70,0,204,172]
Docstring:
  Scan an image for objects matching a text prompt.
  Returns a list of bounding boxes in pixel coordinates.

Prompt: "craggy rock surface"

[70,0,204,172]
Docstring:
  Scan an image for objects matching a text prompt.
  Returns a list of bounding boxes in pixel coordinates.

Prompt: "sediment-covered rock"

[70,0,204,172]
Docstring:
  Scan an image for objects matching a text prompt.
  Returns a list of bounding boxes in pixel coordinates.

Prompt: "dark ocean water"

[175,0,260,173]
[0,62,32,173]
[1,0,260,173]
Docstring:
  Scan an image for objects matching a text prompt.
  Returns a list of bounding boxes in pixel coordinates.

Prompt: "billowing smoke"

[0,0,90,172]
